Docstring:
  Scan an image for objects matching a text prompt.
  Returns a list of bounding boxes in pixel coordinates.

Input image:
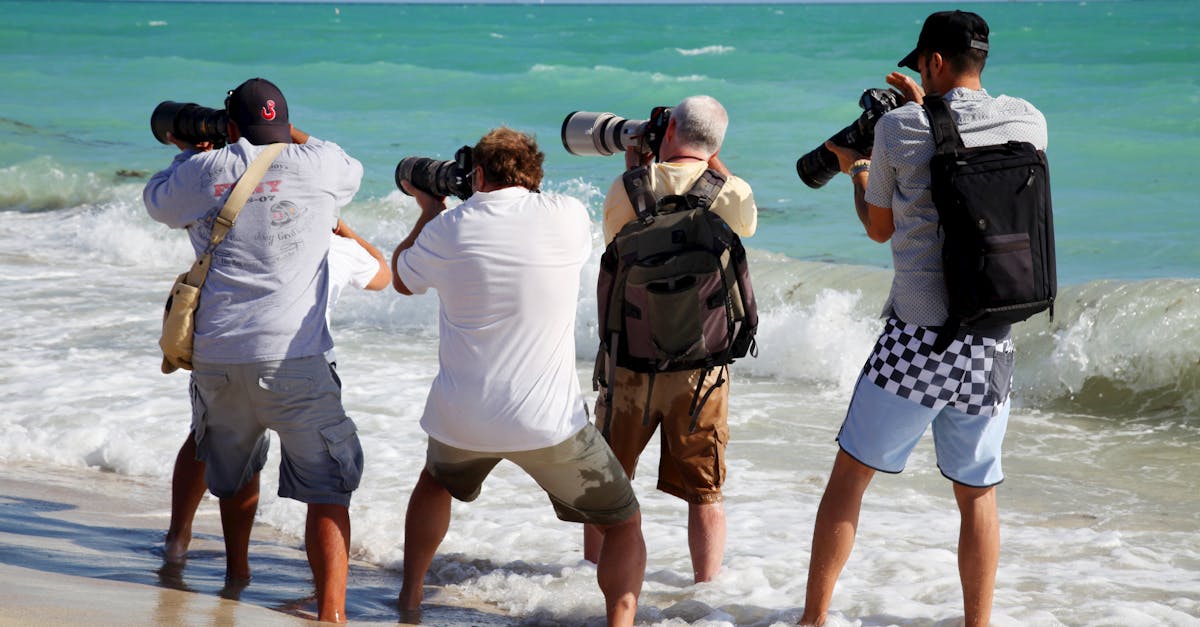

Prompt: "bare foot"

[397,584,423,612]
[163,531,190,563]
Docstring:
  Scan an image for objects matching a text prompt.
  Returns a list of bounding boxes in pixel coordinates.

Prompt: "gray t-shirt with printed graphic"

[144,137,363,363]
[865,87,1048,328]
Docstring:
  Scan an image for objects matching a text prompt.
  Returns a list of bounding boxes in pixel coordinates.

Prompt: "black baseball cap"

[898,10,990,72]
[225,78,290,144]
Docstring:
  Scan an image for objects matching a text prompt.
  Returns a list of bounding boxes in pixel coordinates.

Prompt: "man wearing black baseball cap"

[224,77,294,144]
[897,10,991,74]
[145,77,364,622]
[800,11,1047,627]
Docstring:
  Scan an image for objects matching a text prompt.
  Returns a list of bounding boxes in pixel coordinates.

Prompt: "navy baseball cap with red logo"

[898,10,990,72]
[225,78,290,144]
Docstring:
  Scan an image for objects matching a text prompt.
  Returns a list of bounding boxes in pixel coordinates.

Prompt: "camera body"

[151,101,229,148]
[395,145,474,201]
[796,88,902,189]
[561,106,672,159]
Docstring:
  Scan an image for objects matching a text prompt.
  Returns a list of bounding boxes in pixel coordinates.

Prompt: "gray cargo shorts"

[190,355,363,507]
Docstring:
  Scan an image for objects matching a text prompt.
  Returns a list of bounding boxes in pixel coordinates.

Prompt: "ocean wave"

[650,72,709,83]
[1017,279,1200,417]
[7,169,1197,419]
[526,63,711,84]
[740,257,1200,418]
[675,45,735,56]
[0,157,143,212]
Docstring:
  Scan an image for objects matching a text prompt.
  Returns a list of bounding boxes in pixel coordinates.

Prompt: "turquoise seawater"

[1,3,1199,624]
[2,0,1198,282]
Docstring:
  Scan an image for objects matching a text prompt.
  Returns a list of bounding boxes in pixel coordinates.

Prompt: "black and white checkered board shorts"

[863,318,1014,417]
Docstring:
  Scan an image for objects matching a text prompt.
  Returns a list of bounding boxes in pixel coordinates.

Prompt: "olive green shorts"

[425,424,638,526]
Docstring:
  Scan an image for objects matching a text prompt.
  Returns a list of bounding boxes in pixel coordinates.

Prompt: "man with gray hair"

[584,94,757,582]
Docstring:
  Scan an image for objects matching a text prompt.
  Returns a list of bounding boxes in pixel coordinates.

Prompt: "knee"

[596,510,642,537]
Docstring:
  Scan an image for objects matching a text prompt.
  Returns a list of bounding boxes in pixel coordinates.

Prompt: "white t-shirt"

[327,234,381,315]
[324,234,381,364]
[394,187,592,452]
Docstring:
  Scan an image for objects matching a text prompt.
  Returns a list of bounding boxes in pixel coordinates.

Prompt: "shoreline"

[0,461,508,625]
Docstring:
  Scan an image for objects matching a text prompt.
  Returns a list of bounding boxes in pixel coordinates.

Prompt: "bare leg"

[398,470,452,610]
[799,450,875,627]
[218,472,260,582]
[688,501,726,582]
[583,523,603,563]
[307,503,351,623]
[165,435,207,561]
[954,483,999,627]
[594,511,645,627]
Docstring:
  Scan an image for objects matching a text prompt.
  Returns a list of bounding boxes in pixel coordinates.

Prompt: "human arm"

[824,140,894,243]
[706,151,732,178]
[886,71,926,105]
[142,140,217,228]
[165,131,216,153]
[333,219,391,291]
[624,146,654,171]
[390,181,447,295]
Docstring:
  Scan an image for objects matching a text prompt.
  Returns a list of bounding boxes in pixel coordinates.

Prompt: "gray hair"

[671,95,728,156]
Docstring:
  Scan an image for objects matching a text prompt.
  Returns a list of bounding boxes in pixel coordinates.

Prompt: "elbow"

[391,275,412,296]
[366,265,392,291]
[866,224,894,243]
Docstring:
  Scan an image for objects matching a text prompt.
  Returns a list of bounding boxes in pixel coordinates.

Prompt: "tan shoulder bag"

[159,143,286,374]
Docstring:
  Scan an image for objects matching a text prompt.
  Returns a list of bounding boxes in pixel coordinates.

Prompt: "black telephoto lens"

[395,157,472,201]
[795,147,843,189]
[150,101,228,147]
[795,88,901,189]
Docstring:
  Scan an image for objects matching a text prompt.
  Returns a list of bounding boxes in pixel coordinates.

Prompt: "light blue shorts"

[190,355,363,506]
[838,373,1011,487]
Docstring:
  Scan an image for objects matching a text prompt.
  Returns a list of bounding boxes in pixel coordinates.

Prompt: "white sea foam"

[676,45,735,57]
[651,73,709,83]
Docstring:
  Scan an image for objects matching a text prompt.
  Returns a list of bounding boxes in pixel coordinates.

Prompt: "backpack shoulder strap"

[685,168,727,212]
[622,166,657,219]
[922,96,964,155]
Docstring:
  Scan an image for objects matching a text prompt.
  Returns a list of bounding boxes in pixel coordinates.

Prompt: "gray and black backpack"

[594,165,757,433]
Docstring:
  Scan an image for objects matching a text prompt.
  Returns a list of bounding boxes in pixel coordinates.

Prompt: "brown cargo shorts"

[595,359,729,504]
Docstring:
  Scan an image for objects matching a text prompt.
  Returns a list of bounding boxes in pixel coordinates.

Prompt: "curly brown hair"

[473,127,544,191]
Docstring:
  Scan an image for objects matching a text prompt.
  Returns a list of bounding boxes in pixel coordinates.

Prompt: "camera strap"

[185,143,286,288]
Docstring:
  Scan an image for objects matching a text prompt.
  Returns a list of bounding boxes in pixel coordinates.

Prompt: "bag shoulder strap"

[622,165,657,220]
[921,97,965,354]
[186,143,286,286]
[208,142,286,248]
[922,96,965,155]
[684,168,727,212]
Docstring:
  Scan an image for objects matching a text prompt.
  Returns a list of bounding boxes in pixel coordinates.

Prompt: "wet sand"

[0,461,509,625]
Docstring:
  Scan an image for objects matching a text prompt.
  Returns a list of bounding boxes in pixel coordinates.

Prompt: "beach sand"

[0,461,510,626]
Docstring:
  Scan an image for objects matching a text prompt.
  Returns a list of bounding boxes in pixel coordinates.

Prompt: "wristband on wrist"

[849,159,871,178]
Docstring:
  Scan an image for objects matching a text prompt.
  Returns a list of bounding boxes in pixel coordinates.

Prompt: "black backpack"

[594,166,757,433]
[924,96,1056,352]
